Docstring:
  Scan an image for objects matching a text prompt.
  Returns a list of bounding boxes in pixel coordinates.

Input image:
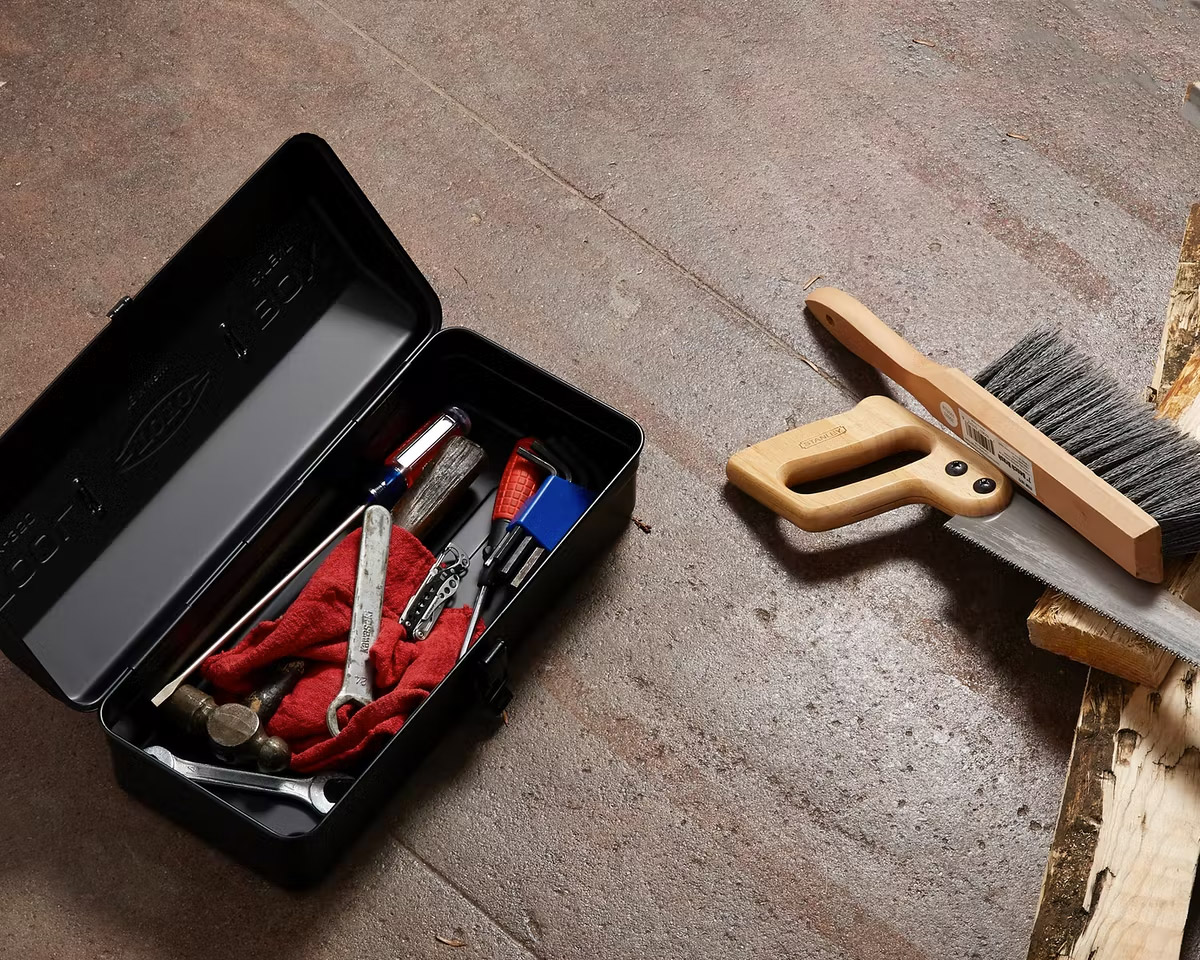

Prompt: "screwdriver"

[151,407,472,707]
[459,437,545,658]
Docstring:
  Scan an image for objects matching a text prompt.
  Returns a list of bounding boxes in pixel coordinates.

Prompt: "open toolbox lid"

[0,134,441,709]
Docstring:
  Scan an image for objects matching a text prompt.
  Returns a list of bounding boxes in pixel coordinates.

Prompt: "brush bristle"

[975,326,1200,555]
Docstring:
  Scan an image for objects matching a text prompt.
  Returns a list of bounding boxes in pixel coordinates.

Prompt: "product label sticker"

[958,409,1037,496]
[939,401,958,429]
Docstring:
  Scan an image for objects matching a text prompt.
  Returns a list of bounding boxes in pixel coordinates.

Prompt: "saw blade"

[945,494,1200,665]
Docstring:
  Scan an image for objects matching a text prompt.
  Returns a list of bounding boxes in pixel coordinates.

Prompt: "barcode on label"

[957,409,1038,496]
[963,420,995,456]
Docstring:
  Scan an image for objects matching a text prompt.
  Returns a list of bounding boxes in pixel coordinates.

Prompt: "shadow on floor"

[722,481,1085,738]
[0,657,503,959]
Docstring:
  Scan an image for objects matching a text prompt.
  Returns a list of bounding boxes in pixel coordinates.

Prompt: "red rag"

[201,525,482,772]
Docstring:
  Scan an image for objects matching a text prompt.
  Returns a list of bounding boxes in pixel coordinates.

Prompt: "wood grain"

[1027,672,1134,957]
[391,435,487,537]
[1027,594,1172,688]
[1027,205,1200,960]
[1152,204,1200,404]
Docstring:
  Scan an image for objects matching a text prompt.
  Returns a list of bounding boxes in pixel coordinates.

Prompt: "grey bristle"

[975,325,1200,556]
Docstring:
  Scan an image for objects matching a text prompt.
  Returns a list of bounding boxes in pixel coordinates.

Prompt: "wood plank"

[1067,660,1200,957]
[1027,205,1200,960]
[1027,672,1133,957]
[1152,204,1200,407]
[1027,597,1171,688]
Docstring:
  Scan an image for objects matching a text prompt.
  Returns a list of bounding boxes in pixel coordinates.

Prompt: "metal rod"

[459,584,488,659]
[151,503,364,707]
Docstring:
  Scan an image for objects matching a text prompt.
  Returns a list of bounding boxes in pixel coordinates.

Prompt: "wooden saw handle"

[726,395,1012,529]
[805,286,1163,581]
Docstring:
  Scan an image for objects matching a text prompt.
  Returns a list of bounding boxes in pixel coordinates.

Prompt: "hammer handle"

[243,657,308,722]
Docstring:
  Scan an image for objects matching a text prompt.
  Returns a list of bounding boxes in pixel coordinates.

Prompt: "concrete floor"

[1,1,1199,957]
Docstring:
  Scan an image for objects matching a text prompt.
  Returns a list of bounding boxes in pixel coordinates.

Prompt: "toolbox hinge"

[477,638,512,715]
[106,295,134,320]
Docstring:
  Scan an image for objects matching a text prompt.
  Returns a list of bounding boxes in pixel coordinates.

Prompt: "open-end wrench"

[326,504,393,737]
[146,746,352,815]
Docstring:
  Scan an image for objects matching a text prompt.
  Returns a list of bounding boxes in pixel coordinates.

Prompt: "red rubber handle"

[494,437,542,522]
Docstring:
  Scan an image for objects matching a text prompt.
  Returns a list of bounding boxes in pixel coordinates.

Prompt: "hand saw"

[726,394,1200,664]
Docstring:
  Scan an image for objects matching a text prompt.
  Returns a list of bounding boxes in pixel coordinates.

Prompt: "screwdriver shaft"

[460,585,488,659]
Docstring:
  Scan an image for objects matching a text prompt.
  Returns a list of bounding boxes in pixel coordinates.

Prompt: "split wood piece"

[1029,206,1200,686]
[1184,83,1200,132]
[1028,668,1200,958]
[1026,205,1200,960]
[1152,204,1200,415]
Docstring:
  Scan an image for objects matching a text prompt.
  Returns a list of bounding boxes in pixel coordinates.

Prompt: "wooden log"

[1152,205,1200,413]
[1030,659,1200,958]
[1027,672,1133,957]
[1027,206,1200,960]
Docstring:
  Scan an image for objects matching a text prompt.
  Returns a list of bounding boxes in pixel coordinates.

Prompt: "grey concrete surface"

[0,1,1197,957]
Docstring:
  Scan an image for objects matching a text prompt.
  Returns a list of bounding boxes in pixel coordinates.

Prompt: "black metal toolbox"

[0,134,643,886]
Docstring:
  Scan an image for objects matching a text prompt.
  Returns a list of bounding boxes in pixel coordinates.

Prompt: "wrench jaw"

[325,692,372,738]
[307,774,353,816]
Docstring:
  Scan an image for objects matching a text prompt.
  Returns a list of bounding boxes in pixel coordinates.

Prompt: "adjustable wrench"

[146,746,352,815]
[326,504,393,737]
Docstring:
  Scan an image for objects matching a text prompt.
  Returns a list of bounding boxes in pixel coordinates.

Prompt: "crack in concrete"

[305,0,853,401]
[399,839,544,959]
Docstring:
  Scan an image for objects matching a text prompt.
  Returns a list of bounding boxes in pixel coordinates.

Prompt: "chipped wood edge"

[1027,595,1171,688]
[1064,663,1200,958]
[1027,672,1134,958]
[1152,203,1200,395]
[1183,83,1200,132]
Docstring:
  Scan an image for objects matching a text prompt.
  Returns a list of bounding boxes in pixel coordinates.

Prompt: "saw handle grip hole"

[787,448,927,495]
[725,395,1013,532]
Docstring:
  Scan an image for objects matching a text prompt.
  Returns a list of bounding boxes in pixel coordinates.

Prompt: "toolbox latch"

[477,637,512,715]
[106,295,133,320]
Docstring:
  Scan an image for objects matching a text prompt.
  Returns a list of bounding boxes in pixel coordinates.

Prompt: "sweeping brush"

[804,286,1200,583]
[976,326,1200,556]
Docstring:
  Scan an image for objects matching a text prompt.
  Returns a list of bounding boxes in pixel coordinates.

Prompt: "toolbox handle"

[726,395,1012,530]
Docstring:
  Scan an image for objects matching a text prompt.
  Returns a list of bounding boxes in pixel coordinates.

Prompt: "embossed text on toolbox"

[0,484,101,616]
[115,372,213,473]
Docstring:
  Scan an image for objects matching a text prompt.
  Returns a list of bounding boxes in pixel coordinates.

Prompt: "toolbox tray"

[0,134,643,885]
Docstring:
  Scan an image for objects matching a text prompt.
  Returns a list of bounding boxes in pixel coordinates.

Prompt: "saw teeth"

[942,524,1184,661]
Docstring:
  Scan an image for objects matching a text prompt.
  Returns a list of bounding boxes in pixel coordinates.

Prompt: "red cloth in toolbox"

[201,526,480,773]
